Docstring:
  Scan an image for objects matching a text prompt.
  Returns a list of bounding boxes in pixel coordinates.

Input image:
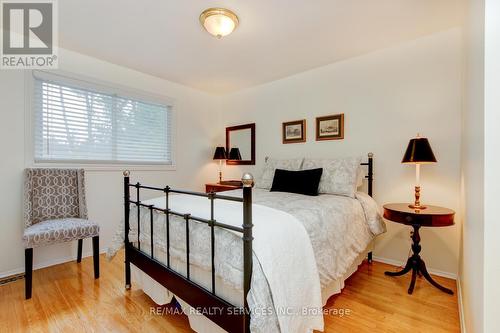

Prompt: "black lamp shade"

[213,146,227,160]
[402,137,437,163]
[228,148,242,160]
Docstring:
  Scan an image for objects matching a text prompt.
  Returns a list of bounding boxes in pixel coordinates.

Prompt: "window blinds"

[33,73,173,164]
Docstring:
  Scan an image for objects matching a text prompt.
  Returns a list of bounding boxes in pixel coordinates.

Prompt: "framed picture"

[316,114,344,141]
[282,119,306,144]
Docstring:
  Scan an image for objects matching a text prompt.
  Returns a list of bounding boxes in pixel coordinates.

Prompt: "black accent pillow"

[270,168,323,196]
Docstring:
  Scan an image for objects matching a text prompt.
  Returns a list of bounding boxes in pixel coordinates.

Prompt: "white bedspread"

[108,189,385,333]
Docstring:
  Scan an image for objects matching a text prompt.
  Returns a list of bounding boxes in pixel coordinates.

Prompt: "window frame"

[25,70,177,171]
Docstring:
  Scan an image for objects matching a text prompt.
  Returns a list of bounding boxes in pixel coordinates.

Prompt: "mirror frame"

[226,123,256,165]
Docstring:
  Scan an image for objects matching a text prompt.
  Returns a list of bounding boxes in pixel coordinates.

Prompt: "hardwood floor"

[0,251,460,332]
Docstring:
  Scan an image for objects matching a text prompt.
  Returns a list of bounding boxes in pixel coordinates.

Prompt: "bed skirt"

[131,243,373,333]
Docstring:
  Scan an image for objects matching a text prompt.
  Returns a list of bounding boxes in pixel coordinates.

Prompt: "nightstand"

[205,182,242,193]
[383,203,455,295]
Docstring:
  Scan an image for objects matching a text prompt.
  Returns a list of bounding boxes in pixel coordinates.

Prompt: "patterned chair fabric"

[23,168,99,248]
[23,218,99,248]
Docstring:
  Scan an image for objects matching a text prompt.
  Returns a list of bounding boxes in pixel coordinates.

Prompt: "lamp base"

[408,204,427,210]
[409,185,426,210]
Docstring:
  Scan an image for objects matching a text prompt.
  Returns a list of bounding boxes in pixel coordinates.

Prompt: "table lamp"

[402,135,437,209]
[213,146,227,183]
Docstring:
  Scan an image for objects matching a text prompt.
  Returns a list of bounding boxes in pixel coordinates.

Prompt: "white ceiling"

[59,0,464,94]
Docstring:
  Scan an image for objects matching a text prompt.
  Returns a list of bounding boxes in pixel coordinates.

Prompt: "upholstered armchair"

[23,168,100,299]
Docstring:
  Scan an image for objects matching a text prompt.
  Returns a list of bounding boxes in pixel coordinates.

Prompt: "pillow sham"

[270,168,323,196]
[255,158,304,189]
[302,156,362,198]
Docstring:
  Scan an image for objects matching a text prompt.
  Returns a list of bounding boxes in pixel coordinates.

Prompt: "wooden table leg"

[408,267,417,294]
[385,256,412,277]
[419,259,454,294]
[385,224,421,281]
[385,224,453,295]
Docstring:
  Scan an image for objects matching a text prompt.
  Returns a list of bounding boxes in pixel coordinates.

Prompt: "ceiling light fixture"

[200,8,239,39]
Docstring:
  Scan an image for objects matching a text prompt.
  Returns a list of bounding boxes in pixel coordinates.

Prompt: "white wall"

[218,29,463,276]
[483,0,500,331]
[0,48,220,276]
[460,1,500,330]
[460,0,485,331]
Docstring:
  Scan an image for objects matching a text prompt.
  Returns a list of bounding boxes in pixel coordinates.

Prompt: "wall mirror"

[226,123,255,165]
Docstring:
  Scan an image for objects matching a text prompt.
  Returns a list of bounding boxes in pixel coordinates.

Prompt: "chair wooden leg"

[25,248,33,300]
[77,239,83,263]
[92,236,99,279]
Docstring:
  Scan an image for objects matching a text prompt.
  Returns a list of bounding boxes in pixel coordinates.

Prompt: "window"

[32,72,173,165]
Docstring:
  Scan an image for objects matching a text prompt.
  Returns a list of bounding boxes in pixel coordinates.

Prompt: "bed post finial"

[241,173,254,187]
[368,152,374,158]
[123,170,130,177]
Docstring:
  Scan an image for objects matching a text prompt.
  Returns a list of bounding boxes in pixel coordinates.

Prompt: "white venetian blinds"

[33,72,173,164]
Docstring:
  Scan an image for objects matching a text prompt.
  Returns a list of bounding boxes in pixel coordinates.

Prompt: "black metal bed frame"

[123,153,374,333]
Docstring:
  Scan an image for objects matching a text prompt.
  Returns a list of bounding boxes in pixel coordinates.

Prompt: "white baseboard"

[373,255,457,280]
[0,249,108,279]
[457,277,466,333]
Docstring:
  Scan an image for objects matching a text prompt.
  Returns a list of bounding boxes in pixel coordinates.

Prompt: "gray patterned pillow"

[255,158,304,189]
[302,157,362,197]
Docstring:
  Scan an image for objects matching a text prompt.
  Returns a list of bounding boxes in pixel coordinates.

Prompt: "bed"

[108,154,386,333]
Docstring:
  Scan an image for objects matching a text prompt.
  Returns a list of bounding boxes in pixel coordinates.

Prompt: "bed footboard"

[123,171,254,333]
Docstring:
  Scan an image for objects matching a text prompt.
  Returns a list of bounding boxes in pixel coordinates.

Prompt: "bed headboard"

[263,153,374,197]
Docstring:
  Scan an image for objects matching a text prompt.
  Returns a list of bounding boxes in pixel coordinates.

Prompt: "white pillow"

[255,158,304,189]
[302,156,362,198]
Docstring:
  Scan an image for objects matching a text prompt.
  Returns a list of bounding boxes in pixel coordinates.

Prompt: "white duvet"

[108,188,385,333]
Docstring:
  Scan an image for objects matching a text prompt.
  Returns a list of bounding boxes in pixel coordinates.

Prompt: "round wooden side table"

[383,203,455,295]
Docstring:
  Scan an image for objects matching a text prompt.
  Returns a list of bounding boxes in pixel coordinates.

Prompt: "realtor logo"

[1,0,58,69]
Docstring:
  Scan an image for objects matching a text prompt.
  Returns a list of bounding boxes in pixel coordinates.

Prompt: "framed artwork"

[282,119,306,144]
[316,114,344,141]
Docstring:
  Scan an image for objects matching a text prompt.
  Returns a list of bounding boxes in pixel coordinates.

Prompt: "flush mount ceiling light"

[199,8,239,39]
